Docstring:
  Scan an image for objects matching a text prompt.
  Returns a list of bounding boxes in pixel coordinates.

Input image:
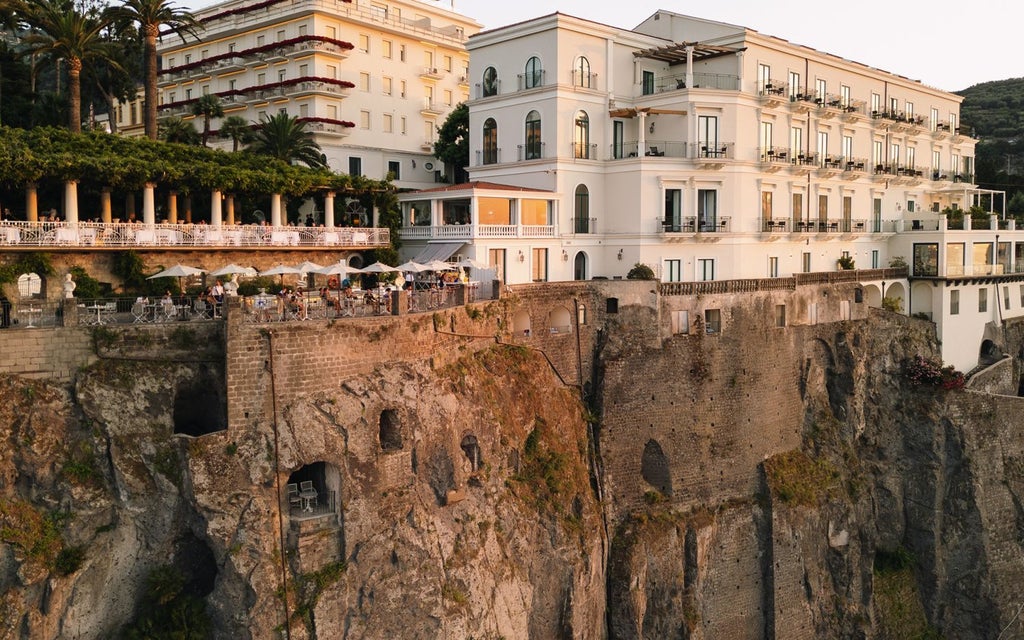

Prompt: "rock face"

[1,288,1024,639]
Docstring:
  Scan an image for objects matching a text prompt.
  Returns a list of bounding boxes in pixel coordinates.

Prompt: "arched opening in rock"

[286,461,341,520]
[548,306,572,334]
[379,409,402,451]
[172,532,218,599]
[641,439,672,496]
[460,434,482,471]
[512,309,532,337]
[173,366,226,436]
[980,339,1001,364]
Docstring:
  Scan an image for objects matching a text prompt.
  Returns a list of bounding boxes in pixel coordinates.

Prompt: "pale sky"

[447,0,1021,92]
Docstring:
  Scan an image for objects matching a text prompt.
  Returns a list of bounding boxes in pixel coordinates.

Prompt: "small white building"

[399,10,1017,372]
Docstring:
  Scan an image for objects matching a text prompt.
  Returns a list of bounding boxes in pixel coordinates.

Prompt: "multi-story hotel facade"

[398,10,1019,371]
[154,0,480,190]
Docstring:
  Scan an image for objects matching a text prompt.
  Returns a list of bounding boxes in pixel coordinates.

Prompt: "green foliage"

[159,116,200,146]
[91,325,118,351]
[292,561,347,632]
[513,420,569,508]
[249,112,327,169]
[903,355,965,391]
[120,565,212,640]
[837,255,856,270]
[763,450,838,506]
[218,115,253,152]
[151,445,182,487]
[191,94,224,146]
[0,252,54,285]
[626,262,656,280]
[169,326,196,350]
[224,442,238,456]
[236,276,277,297]
[69,266,104,299]
[62,441,100,485]
[882,296,903,313]
[888,256,908,269]
[874,547,915,575]
[54,545,86,576]
[433,102,468,182]
[0,500,68,570]
[111,251,149,290]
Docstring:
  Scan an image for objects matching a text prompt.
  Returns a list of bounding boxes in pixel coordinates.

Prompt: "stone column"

[685,45,694,88]
[371,203,378,228]
[225,195,235,226]
[324,192,335,228]
[211,190,223,228]
[638,112,646,155]
[142,182,156,226]
[64,180,79,224]
[168,191,178,224]
[270,193,282,227]
[100,188,112,223]
[25,183,38,222]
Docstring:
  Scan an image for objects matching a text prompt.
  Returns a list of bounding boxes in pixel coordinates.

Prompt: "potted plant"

[837,255,855,270]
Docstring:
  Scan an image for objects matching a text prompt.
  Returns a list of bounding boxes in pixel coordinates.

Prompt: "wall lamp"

[562,249,569,261]
[517,250,525,262]
[617,249,624,260]
[649,121,655,134]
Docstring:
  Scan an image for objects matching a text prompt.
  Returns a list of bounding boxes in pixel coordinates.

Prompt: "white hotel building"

[397,10,1023,372]
[153,0,480,190]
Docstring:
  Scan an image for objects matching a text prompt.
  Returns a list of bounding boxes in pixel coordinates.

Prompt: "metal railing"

[0,221,388,248]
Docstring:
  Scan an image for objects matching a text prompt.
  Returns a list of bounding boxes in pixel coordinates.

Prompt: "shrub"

[881,296,903,313]
[888,256,908,268]
[837,255,856,270]
[626,262,656,280]
[903,355,965,391]
[54,546,85,576]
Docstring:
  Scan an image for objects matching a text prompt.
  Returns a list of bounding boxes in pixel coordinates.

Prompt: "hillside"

[958,78,1024,198]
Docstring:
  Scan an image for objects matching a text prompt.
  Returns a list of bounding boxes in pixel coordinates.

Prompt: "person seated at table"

[320,286,339,312]
[211,280,225,303]
[161,291,175,318]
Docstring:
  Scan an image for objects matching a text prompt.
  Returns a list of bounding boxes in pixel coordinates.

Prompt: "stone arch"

[910,282,933,319]
[512,309,532,337]
[379,409,402,451]
[347,253,365,269]
[863,283,882,308]
[460,433,482,472]
[980,339,1001,364]
[547,306,572,334]
[884,282,906,313]
[641,439,672,496]
[17,273,42,299]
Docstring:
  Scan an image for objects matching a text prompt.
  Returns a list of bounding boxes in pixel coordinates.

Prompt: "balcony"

[790,219,857,234]
[572,70,599,91]
[789,152,819,176]
[571,142,598,160]
[420,99,446,115]
[517,70,545,91]
[457,75,469,88]
[292,40,350,59]
[474,148,501,166]
[816,155,846,177]
[758,80,788,108]
[399,224,555,240]
[942,264,1005,277]
[420,67,444,80]
[421,138,436,151]
[932,122,952,140]
[572,217,596,234]
[760,146,791,171]
[210,54,246,73]
[692,142,733,168]
[760,218,789,234]
[661,216,730,234]
[788,91,819,114]
[517,143,546,162]
[842,157,869,177]
[287,80,350,97]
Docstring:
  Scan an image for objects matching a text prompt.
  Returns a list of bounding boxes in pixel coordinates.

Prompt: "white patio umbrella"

[395,260,429,273]
[456,257,489,270]
[361,261,401,274]
[210,263,257,277]
[146,264,205,292]
[261,264,304,288]
[316,262,363,277]
[293,260,325,274]
[424,259,457,271]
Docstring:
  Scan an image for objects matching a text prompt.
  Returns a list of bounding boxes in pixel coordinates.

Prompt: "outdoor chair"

[299,480,318,510]
[286,483,301,511]
[160,301,177,322]
[131,302,147,323]
[193,298,211,320]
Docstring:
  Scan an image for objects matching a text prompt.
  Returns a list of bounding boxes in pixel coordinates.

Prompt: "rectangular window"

[872,250,879,269]
[840,84,851,108]
[790,126,802,156]
[382,76,392,95]
[383,113,393,133]
[400,116,407,134]
[399,44,406,62]
[704,309,721,333]
[257,72,266,85]
[871,93,881,114]
[979,288,988,313]
[489,249,506,283]
[843,196,852,229]
[818,194,828,223]
[792,193,803,223]
[184,54,191,64]
[697,189,717,230]
[200,49,208,59]
[931,107,940,131]
[388,160,400,179]
[299,103,308,117]
[642,70,654,95]
[873,140,883,167]
[842,135,853,162]
[613,120,624,159]
[788,71,800,98]
[758,63,770,92]
[808,302,818,325]
[400,80,406,98]
[760,121,773,160]
[531,248,548,282]
[817,131,828,164]
[382,40,392,59]
[913,243,939,277]
[443,89,452,106]
[665,259,682,282]
[185,88,192,100]
[358,34,369,53]
[443,55,453,72]
[327,65,337,79]
[671,310,689,335]
[802,252,811,272]
[815,78,826,100]
[359,110,370,129]
[768,256,779,278]
[278,69,286,82]
[348,157,362,176]
[761,191,773,226]
[1004,286,1011,310]
[298,24,307,36]
[775,304,786,327]
[840,300,851,321]
[359,72,370,92]
[276,29,285,41]
[698,116,719,156]
[1020,284,1024,307]
[299,63,308,77]
[950,289,960,315]
[697,258,715,281]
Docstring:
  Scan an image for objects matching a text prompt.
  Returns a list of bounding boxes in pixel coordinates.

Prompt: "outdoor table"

[55,228,78,244]
[299,489,317,512]
[18,307,40,328]
[134,229,155,244]
[0,227,19,243]
[85,304,106,325]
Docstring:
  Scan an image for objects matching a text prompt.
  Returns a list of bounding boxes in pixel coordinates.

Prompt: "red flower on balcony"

[159,77,356,112]
[200,0,351,24]
[160,36,355,76]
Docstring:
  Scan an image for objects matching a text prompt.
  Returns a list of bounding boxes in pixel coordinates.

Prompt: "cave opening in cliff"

[379,409,403,451]
[460,434,482,471]
[173,366,227,436]
[641,439,673,496]
[286,461,342,522]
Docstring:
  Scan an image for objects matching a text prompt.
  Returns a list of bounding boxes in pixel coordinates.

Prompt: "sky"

[443,0,1021,92]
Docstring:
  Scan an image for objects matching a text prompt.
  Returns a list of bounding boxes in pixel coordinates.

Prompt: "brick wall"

[0,326,95,380]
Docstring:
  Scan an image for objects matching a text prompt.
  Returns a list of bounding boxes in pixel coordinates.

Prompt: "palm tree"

[159,116,199,145]
[111,0,199,140]
[20,0,118,133]
[250,112,327,169]
[218,114,252,152]
[190,93,223,146]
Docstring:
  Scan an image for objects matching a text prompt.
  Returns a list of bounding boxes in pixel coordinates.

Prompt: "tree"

[190,93,223,146]
[19,0,119,133]
[433,102,468,183]
[249,112,327,169]
[158,116,199,145]
[218,114,252,152]
[110,0,199,140]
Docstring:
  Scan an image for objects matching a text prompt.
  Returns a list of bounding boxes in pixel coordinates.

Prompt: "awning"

[412,242,463,264]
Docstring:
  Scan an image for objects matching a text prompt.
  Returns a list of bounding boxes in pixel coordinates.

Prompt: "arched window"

[482,66,498,97]
[524,110,542,160]
[574,252,588,281]
[573,111,590,159]
[482,118,498,165]
[574,185,590,233]
[524,56,542,89]
[575,56,591,88]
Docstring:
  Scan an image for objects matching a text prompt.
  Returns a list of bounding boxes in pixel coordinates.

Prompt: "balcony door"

[697,189,717,230]
[697,116,718,156]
